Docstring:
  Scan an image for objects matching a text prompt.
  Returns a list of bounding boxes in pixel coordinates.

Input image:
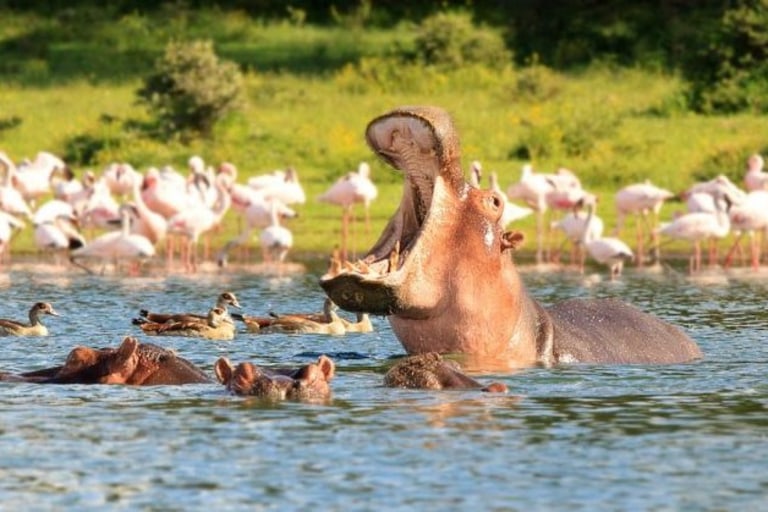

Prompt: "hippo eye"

[486,195,501,211]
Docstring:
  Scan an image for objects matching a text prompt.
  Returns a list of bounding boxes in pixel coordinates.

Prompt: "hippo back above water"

[320,106,701,369]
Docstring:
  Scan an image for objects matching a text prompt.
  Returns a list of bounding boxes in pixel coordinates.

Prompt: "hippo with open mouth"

[320,106,701,369]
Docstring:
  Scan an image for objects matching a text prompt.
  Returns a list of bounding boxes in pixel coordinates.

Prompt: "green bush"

[412,11,512,69]
[136,40,245,139]
[689,1,768,114]
[513,59,563,102]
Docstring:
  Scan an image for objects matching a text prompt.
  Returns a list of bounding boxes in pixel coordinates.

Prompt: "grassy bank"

[1,10,766,262]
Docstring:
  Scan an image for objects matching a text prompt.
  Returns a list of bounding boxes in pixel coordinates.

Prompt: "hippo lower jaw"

[319,255,408,316]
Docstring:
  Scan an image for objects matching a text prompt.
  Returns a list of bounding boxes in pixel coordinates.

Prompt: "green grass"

[1,11,766,263]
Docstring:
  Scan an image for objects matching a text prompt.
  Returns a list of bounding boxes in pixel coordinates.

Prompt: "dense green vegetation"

[0,4,766,262]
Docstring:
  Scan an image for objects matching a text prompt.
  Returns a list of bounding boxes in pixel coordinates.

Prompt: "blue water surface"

[0,263,766,511]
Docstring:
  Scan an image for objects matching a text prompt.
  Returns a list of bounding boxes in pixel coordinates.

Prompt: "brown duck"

[0,302,60,336]
[138,291,241,324]
[133,307,235,341]
[233,298,346,335]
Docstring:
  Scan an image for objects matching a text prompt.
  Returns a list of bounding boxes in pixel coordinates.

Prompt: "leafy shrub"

[513,59,563,102]
[136,40,245,139]
[688,1,768,114]
[412,11,512,69]
[513,102,623,162]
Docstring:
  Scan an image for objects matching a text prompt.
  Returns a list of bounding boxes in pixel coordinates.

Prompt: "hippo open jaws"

[320,106,702,369]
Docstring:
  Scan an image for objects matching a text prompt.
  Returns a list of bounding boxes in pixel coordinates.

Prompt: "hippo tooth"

[356,260,371,274]
[388,241,401,273]
[326,255,342,277]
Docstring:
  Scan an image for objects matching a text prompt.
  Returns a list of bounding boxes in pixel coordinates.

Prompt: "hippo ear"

[214,357,234,385]
[501,231,525,252]
[63,346,97,372]
[117,337,139,360]
[232,362,257,395]
[317,355,335,381]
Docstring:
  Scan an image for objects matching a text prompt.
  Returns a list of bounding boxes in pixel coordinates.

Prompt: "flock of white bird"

[498,153,768,278]
[0,148,766,279]
[0,150,378,273]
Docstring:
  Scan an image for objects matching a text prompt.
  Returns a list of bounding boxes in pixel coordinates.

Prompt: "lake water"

[0,261,766,511]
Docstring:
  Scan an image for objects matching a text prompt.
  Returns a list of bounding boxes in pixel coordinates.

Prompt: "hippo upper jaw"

[320,107,472,317]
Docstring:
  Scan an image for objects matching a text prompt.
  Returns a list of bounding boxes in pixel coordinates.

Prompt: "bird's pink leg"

[750,232,760,270]
[692,241,702,273]
[532,209,543,264]
[707,238,719,267]
[340,206,350,262]
[635,213,644,266]
[723,233,744,268]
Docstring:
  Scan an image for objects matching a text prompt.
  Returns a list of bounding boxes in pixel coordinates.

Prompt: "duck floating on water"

[233,298,347,335]
[138,291,240,325]
[133,306,235,341]
[0,302,59,336]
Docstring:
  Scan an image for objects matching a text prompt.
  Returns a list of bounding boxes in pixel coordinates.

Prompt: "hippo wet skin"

[215,355,335,402]
[320,106,701,369]
[0,336,211,385]
[384,353,508,392]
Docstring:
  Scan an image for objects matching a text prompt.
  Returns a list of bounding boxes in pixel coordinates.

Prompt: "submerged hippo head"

[384,353,508,392]
[13,336,211,385]
[51,336,141,384]
[320,106,532,360]
[215,355,335,402]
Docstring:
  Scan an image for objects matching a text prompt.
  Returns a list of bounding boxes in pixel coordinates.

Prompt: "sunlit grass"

[1,14,766,262]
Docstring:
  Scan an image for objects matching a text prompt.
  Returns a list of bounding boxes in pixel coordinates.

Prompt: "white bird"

[507,164,585,263]
[51,165,85,202]
[723,190,768,270]
[217,194,296,266]
[581,197,633,280]
[247,167,306,206]
[166,177,231,272]
[683,174,746,205]
[127,176,167,247]
[78,177,121,230]
[13,151,66,203]
[318,162,378,261]
[614,180,675,266]
[141,166,190,219]
[658,195,731,274]
[553,205,604,270]
[0,151,33,219]
[743,154,767,192]
[34,214,85,265]
[33,199,75,225]
[684,191,716,214]
[0,210,25,266]
[260,200,293,265]
[102,162,141,198]
[70,205,156,274]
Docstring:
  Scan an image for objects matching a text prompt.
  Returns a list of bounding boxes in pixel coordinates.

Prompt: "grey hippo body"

[320,106,701,369]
